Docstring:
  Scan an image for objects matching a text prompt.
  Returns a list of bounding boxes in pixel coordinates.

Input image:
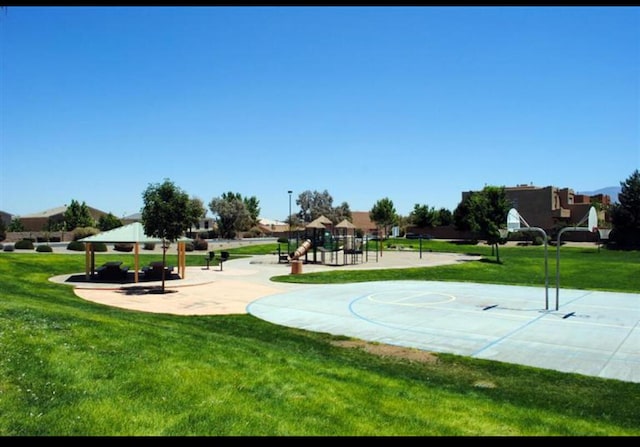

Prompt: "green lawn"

[0,242,638,436]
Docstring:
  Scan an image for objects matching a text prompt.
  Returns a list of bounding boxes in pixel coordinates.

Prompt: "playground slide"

[290,239,312,260]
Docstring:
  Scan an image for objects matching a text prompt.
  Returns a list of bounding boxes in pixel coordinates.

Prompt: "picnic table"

[96,261,129,280]
[142,261,175,279]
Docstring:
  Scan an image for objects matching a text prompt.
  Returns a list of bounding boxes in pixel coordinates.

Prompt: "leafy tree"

[609,169,640,249]
[209,192,252,239]
[369,197,397,240]
[297,190,334,223]
[0,218,6,241]
[243,195,261,227]
[8,217,24,232]
[454,186,510,263]
[296,190,351,224]
[332,201,352,224]
[409,204,439,227]
[437,208,453,226]
[141,179,194,292]
[98,213,123,231]
[64,199,94,230]
[186,197,207,232]
[45,215,65,232]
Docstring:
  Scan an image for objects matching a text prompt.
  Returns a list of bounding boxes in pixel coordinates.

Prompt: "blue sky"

[1,6,638,221]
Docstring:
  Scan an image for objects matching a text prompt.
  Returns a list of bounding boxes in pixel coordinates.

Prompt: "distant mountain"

[578,186,621,204]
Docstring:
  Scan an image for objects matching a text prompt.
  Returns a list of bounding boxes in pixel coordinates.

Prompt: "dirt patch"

[332,340,438,364]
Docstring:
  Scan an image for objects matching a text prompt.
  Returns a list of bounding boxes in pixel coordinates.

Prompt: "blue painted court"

[247,280,640,383]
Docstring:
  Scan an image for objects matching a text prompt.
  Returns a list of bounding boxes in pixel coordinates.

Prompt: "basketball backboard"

[507,208,522,232]
[588,206,597,232]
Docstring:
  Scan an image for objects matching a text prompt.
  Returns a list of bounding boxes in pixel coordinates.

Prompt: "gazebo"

[78,222,191,282]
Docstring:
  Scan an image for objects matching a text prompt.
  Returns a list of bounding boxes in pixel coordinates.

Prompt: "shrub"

[3,244,14,252]
[36,245,53,253]
[245,227,265,238]
[114,243,134,252]
[143,243,155,250]
[72,227,100,241]
[193,238,208,251]
[93,242,108,252]
[67,241,85,251]
[14,239,34,250]
[184,241,194,252]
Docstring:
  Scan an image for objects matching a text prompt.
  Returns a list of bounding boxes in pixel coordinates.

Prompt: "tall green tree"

[369,197,397,240]
[454,186,510,263]
[64,199,94,230]
[332,201,352,224]
[243,195,261,227]
[409,204,439,227]
[98,213,123,231]
[209,192,252,239]
[45,215,65,232]
[187,197,207,234]
[141,179,194,293]
[297,190,334,223]
[296,190,351,224]
[437,208,453,226]
[0,218,6,242]
[610,169,640,249]
[7,217,24,232]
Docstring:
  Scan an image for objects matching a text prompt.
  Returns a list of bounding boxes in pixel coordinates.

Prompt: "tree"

[208,192,252,239]
[64,199,94,230]
[437,208,453,226]
[98,213,123,231]
[370,197,397,240]
[296,190,351,224]
[409,204,439,227]
[45,215,65,232]
[141,179,194,293]
[331,201,352,224]
[243,195,261,227]
[8,217,24,232]
[453,186,510,263]
[609,169,640,249]
[0,218,6,242]
[187,197,207,234]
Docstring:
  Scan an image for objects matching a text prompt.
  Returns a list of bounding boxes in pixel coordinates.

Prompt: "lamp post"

[287,190,293,255]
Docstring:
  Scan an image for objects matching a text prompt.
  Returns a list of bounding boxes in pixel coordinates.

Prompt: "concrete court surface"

[248,280,640,384]
[56,250,640,384]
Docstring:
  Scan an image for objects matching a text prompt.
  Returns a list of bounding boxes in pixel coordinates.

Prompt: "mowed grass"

[0,242,639,436]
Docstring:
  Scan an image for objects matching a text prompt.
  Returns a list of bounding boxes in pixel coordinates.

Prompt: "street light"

[287,190,293,255]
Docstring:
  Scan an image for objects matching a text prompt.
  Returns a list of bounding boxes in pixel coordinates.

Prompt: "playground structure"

[282,215,369,267]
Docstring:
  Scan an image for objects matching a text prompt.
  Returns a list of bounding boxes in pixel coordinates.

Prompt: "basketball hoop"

[498,228,509,239]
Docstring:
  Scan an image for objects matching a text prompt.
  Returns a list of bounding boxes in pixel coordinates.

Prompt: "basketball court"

[247,280,640,383]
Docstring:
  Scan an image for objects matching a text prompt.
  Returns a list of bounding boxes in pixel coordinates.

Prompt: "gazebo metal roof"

[79,222,162,244]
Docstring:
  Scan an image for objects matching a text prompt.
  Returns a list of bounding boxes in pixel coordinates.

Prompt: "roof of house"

[20,206,69,218]
[20,204,109,219]
[350,211,376,231]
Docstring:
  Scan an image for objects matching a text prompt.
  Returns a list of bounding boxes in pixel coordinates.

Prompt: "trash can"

[290,260,303,275]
